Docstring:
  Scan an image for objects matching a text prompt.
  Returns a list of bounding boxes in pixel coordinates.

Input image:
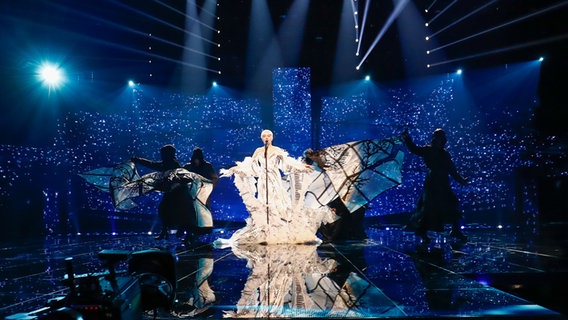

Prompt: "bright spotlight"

[356,66,360,70]
[364,75,371,81]
[426,50,430,54]
[38,63,65,88]
[538,57,544,62]
[425,22,429,27]
[212,81,218,87]
[128,80,135,87]
[425,36,429,41]
[456,69,463,75]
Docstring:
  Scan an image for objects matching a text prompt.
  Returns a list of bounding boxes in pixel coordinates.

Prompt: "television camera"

[6,248,176,320]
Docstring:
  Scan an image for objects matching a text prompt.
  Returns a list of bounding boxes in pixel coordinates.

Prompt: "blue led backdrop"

[0,64,546,235]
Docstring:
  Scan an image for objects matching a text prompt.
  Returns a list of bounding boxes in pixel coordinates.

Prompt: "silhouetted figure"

[131,144,185,240]
[401,129,469,243]
[181,147,218,244]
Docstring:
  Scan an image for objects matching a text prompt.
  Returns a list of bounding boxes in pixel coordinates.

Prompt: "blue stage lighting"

[538,57,544,62]
[212,81,218,87]
[365,75,371,81]
[38,63,64,88]
[128,80,135,87]
[456,68,463,75]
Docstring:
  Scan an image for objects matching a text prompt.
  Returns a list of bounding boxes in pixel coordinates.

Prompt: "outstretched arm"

[131,157,163,171]
[448,158,468,186]
[401,130,424,156]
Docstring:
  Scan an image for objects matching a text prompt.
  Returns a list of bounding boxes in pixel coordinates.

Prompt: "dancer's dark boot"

[449,228,468,242]
[154,227,168,240]
[415,229,431,244]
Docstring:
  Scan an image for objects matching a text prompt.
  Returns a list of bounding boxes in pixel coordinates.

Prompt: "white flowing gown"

[215,146,339,246]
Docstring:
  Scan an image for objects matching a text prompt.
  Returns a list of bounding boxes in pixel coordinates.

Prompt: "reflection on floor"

[1,225,567,319]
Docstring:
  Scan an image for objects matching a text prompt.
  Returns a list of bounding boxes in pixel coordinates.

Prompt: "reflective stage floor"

[1,224,567,319]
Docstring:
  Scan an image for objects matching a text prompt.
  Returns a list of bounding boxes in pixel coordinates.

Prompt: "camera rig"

[6,248,176,320]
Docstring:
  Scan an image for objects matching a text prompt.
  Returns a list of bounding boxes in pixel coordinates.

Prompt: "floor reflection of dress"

[224,245,405,318]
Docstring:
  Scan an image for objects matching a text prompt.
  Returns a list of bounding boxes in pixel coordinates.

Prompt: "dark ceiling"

[1,0,566,91]
[0,0,567,145]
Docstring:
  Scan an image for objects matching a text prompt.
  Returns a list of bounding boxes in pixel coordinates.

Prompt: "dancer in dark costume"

[180,147,219,244]
[131,144,186,240]
[401,129,469,243]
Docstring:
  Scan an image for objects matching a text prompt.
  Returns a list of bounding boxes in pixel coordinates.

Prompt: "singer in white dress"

[214,130,339,246]
[214,129,405,246]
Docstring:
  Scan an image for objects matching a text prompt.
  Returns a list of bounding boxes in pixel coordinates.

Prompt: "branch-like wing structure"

[79,162,214,229]
[308,137,404,213]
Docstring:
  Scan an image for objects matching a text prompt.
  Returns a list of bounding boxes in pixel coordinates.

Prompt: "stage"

[1,221,567,319]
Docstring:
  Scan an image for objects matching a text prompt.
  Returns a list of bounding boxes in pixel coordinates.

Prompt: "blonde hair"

[260,129,273,138]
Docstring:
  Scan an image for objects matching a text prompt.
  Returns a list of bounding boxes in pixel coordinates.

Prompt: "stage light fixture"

[38,63,65,88]
[212,81,218,87]
[365,75,371,81]
[538,57,544,62]
[426,0,497,41]
[456,69,462,75]
[430,2,567,54]
[128,80,135,87]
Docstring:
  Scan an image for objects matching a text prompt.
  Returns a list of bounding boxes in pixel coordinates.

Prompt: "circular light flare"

[456,69,463,75]
[128,80,135,87]
[38,63,65,88]
[364,75,371,81]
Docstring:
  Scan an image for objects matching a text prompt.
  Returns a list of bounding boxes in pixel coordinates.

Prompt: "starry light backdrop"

[0,62,552,235]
